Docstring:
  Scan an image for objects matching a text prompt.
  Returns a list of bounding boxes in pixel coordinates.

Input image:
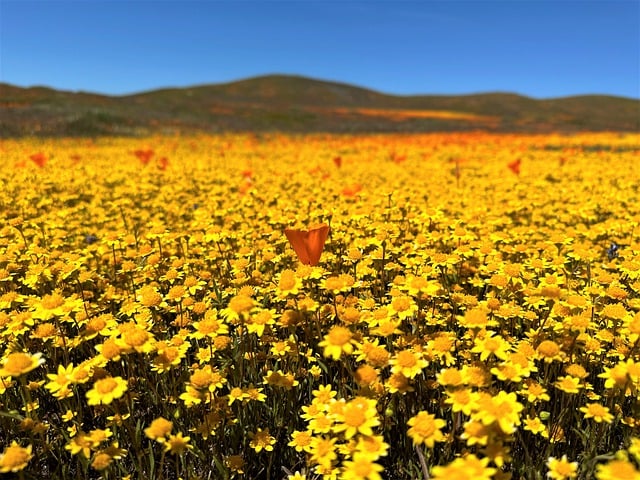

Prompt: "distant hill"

[1,74,638,136]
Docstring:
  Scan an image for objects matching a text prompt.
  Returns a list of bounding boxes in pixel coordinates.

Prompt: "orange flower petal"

[284,224,329,266]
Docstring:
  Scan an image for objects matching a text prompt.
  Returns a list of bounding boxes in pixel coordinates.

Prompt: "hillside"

[1,74,638,136]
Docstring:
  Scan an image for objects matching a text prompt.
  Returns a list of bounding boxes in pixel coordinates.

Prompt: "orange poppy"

[29,152,47,168]
[238,177,253,195]
[342,184,363,197]
[392,152,407,164]
[508,159,521,175]
[333,156,342,168]
[134,149,154,165]
[284,224,329,266]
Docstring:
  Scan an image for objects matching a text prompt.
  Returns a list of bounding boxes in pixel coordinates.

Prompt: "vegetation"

[1,75,638,137]
[0,132,639,479]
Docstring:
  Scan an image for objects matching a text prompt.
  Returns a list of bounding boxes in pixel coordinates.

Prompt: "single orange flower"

[284,224,329,266]
[29,152,47,168]
[333,156,342,168]
[342,184,363,197]
[134,149,154,165]
[508,158,521,175]
[158,157,169,171]
[238,177,253,195]
[392,152,407,164]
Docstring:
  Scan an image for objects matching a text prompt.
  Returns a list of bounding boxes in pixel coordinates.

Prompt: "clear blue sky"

[1,0,639,98]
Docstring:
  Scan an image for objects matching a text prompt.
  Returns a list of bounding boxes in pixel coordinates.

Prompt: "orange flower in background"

[391,152,407,164]
[284,223,329,266]
[333,156,342,168]
[158,157,169,171]
[308,166,330,179]
[342,184,363,197]
[134,149,154,165]
[29,152,47,168]
[508,158,521,175]
[238,176,253,195]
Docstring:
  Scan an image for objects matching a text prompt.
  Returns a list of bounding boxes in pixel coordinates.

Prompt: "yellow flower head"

[144,417,173,442]
[580,403,614,423]
[0,352,44,378]
[390,349,428,379]
[595,458,639,480]
[332,396,380,439]
[164,432,192,455]
[318,326,358,360]
[546,455,578,480]
[86,376,128,406]
[472,390,523,434]
[341,452,384,480]
[249,428,276,453]
[0,442,33,473]
[407,411,446,447]
[431,454,496,480]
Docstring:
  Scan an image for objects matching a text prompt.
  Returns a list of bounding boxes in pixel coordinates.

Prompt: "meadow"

[0,132,639,480]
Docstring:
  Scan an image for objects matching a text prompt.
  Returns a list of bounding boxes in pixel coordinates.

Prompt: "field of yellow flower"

[1,132,639,480]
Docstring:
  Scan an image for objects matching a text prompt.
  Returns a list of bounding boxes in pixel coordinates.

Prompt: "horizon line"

[2,73,639,102]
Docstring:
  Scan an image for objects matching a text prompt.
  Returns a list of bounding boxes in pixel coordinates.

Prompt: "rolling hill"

[1,74,638,136]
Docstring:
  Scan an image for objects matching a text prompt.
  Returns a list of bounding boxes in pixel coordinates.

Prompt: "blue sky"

[1,0,639,98]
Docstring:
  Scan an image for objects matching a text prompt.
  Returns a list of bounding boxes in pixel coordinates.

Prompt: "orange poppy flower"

[333,156,342,168]
[342,184,363,197]
[134,149,154,165]
[29,152,47,168]
[284,224,329,266]
[508,159,521,175]
[392,152,407,164]
[238,177,253,195]
[158,157,169,171]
